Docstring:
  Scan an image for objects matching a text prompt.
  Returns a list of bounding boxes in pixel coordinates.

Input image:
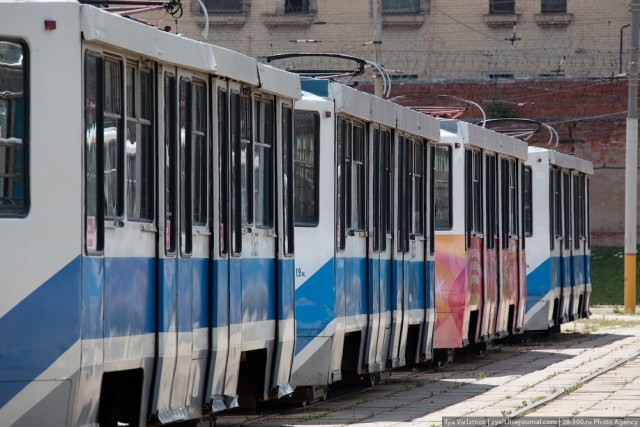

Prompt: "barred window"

[490,0,515,14]
[285,0,309,13]
[541,0,566,13]
[382,0,420,14]
[205,0,242,13]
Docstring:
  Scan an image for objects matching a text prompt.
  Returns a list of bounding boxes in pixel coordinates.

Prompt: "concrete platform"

[215,306,640,426]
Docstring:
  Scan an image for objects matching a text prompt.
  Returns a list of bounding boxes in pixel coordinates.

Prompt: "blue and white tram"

[289,78,440,400]
[0,2,300,425]
[523,147,593,331]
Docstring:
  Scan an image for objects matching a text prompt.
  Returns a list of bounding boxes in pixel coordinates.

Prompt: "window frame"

[293,110,320,227]
[205,0,244,13]
[541,0,566,13]
[382,0,422,14]
[489,0,515,14]
[434,144,452,231]
[125,62,155,223]
[0,38,29,218]
[523,165,533,238]
[253,95,275,229]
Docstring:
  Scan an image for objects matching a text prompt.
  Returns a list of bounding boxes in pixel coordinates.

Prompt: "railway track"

[214,315,640,426]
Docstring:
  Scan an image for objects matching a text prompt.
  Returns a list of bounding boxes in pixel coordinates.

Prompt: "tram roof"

[528,146,594,175]
[439,119,528,160]
[80,4,300,97]
[300,78,439,141]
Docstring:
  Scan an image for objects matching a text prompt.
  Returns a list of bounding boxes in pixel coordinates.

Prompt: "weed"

[515,400,529,411]
[476,372,487,380]
[572,409,580,416]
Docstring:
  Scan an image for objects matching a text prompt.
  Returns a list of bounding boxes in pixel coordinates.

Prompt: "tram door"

[481,153,499,340]
[496,157,520,336]
[334,116,368,379]
[224,86,284,401]
[389,135,412,368]
[365,126,393,374]
[549,168,562,325]
[559,171,572,322]
[82,52,158,426]
[153,69,210,422]
[465,148,483,344]
[571,173,588,319]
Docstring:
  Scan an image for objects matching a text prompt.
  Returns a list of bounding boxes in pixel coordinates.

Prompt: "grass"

[591,246,640,305]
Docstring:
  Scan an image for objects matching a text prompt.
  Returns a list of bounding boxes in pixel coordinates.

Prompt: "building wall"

[147,0,631,81]
[138,1,635,245]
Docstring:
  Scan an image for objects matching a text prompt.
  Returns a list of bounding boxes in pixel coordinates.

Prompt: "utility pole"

[373,0,383,97]
[624,0,639,313]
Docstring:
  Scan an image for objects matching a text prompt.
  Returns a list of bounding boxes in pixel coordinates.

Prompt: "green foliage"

[591,246,640,305]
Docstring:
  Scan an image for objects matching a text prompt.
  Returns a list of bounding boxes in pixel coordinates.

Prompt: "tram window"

[429,145,435,255]
[282,105,294,255]
[125,65,154,222]
[573,174,585,249]
[523,166,532,237]
[0,40,29,217]
[230,92,243,255]
[85,52,104,252]
[218,88,229,255]
[412,140,424,236]
[254,98,274,228]
[509,159,518,238]
[239,93,252,226]
[165,74,178,254]
[293,110,319,227]
[352,123,366,231]
[192,81,207,226]
[336,117,346,251]
[549,168,561,251]
[398,136,411,253]
[382,129,392,248]
[179,79,193,255]
[485,154,497,250]
[562,172,571,250]
[465,149,483,248]
[586,177,591,249]
[103,58,124,219]
[372,128,381,252]
[434,145,452,230]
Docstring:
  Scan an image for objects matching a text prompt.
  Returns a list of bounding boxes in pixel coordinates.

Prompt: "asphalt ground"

[215,306,640,427]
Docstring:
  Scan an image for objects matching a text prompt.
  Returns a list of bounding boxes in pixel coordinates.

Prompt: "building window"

[0,40,28,217]
[541,0,566,13]
[205,0,242,13]
[382,0,420,14]
[490,0,515,14]
[285,0,309,14]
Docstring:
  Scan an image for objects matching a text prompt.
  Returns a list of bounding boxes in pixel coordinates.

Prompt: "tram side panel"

[290,96,337,389]
[524,150,557,331]
[0,4,83,425]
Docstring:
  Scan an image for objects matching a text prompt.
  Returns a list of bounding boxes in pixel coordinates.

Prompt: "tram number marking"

[296,268,306,278]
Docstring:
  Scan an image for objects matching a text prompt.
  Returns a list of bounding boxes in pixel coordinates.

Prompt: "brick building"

[143,0,634,245]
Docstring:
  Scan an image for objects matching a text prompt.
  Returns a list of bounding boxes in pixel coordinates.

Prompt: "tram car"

[523,147,593,331]
[0,2,301,425]
[433,120,528,350]
[289,78,441,401]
